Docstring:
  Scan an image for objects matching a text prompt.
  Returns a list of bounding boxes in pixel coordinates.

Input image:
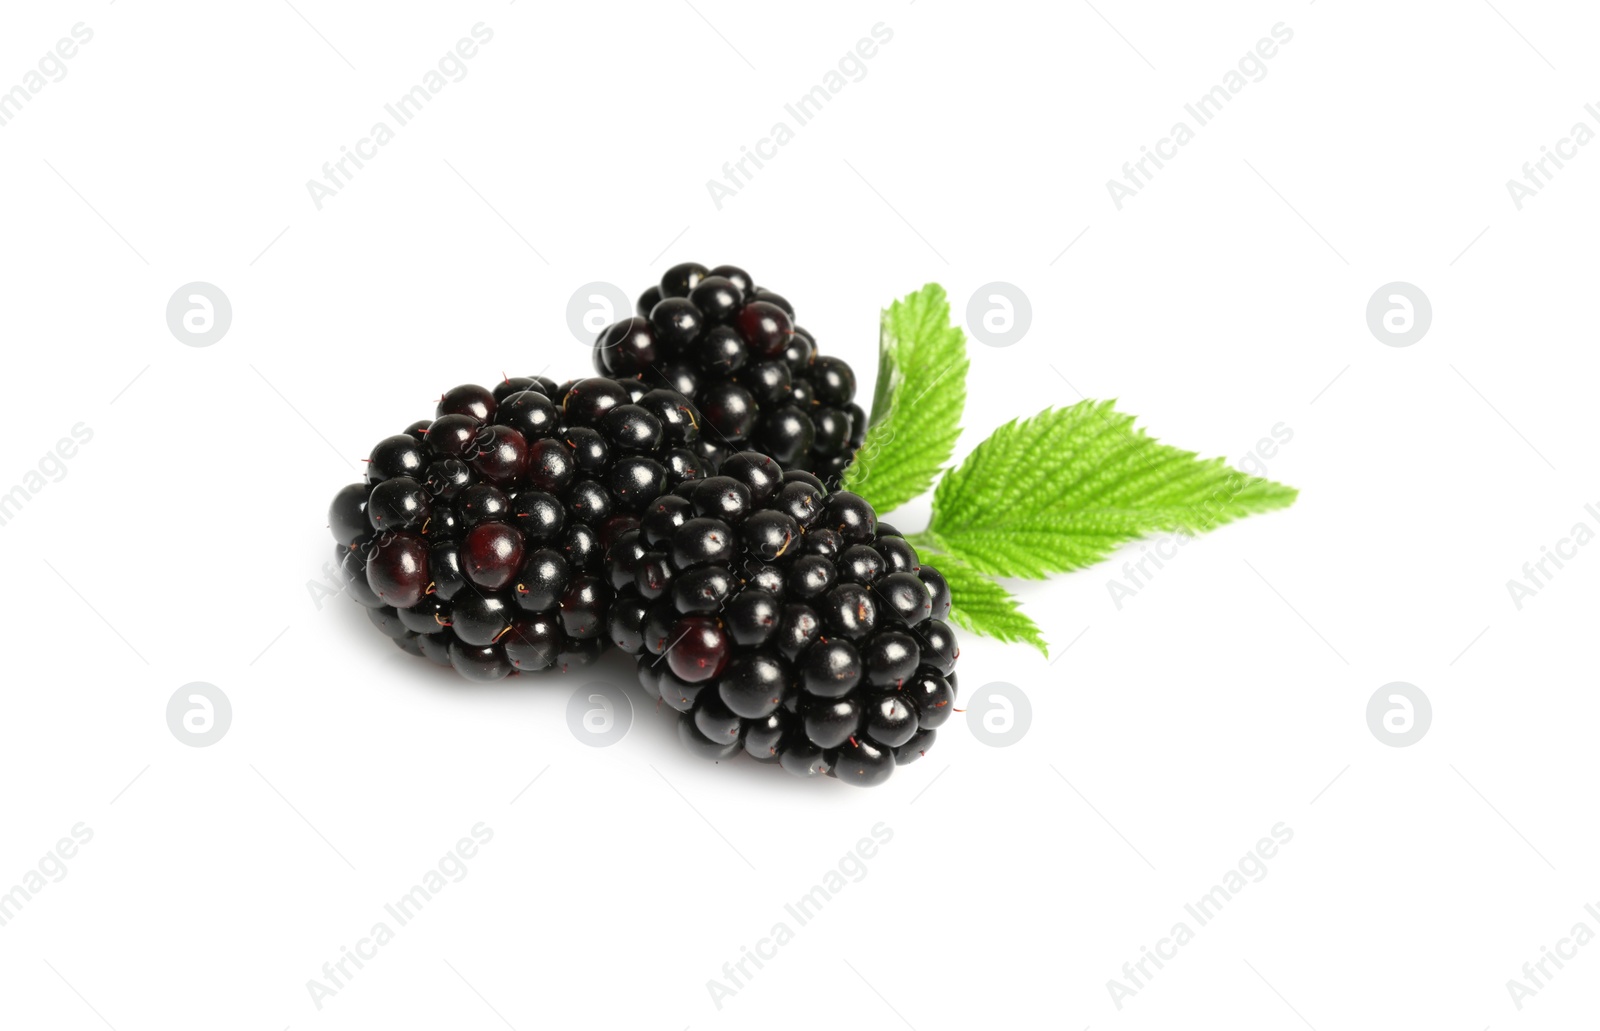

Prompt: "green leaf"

[928,551,1047,654]
[840,284,969,514]
[915,401,1299,578]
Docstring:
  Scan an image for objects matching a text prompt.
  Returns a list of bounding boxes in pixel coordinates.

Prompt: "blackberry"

[608,450,957,786]
[329,375,708,681]
[593,263,867,486]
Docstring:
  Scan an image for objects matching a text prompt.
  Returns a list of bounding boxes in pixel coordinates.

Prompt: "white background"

[0,1,1595,1028]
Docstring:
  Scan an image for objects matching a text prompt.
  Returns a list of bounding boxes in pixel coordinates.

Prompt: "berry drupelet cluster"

[606,450,960,787]
[594,263,866,486]
[328,376,710,681]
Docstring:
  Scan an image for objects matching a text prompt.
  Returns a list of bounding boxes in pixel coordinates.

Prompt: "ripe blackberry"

[593,263,867,486]
[329,375,708,681]
[608,451,958,786]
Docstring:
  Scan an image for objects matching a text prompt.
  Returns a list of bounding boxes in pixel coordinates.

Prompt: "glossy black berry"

[424,459,473,502]
[469,425,529,486]
[665,614,729,683]
[514,548,570,611]
[802,638,861,698]
[328,484,370,546]
[366,480,432,534]
[596,317,658,377]
[649,296,703,350]
[736,301,793,359]
[919,565,952,621]
[429,541,467,600]
[563,426,609,472]
[604,449,957,785]
[634,390,700,447]
[463,522,525,590]
[915,620,959,677]
[511,490,565,541]
[596,264,868,474]
[707,264,752,294]
[678,710,742,760]
[562,378,630,428]
[719,652,787,718]
[863,630,921,688]
[756,406,815,466]
[725,590,780,647]
[334,375,709,681]
[399,596,452,636]
[367,434,427,483]
[493,376,537,405]
[874,571,933,627]
[672,518,735,568]
[744,711,787,761]
[504,614,561,671]
[601,405,664,453]
[438,384,495,423]
[459,485,511,526]
[450,640,512,681]
[801,695,861,750]
[559,575,610,639]
[672,565,734,614]
[451,591,515,647]
[700,381,757,442]
[834,736,894,787]
[495,391,558,440]
[691,476,753,522]
[876,536,921,574]
[608,456,667,510]
[907,669,955,728]
[692,325,747,376]
[720,451,782,502]
[686,276,742,326]
[366,532,429,609]
[660,261,709,299]
[822,583,876,639]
